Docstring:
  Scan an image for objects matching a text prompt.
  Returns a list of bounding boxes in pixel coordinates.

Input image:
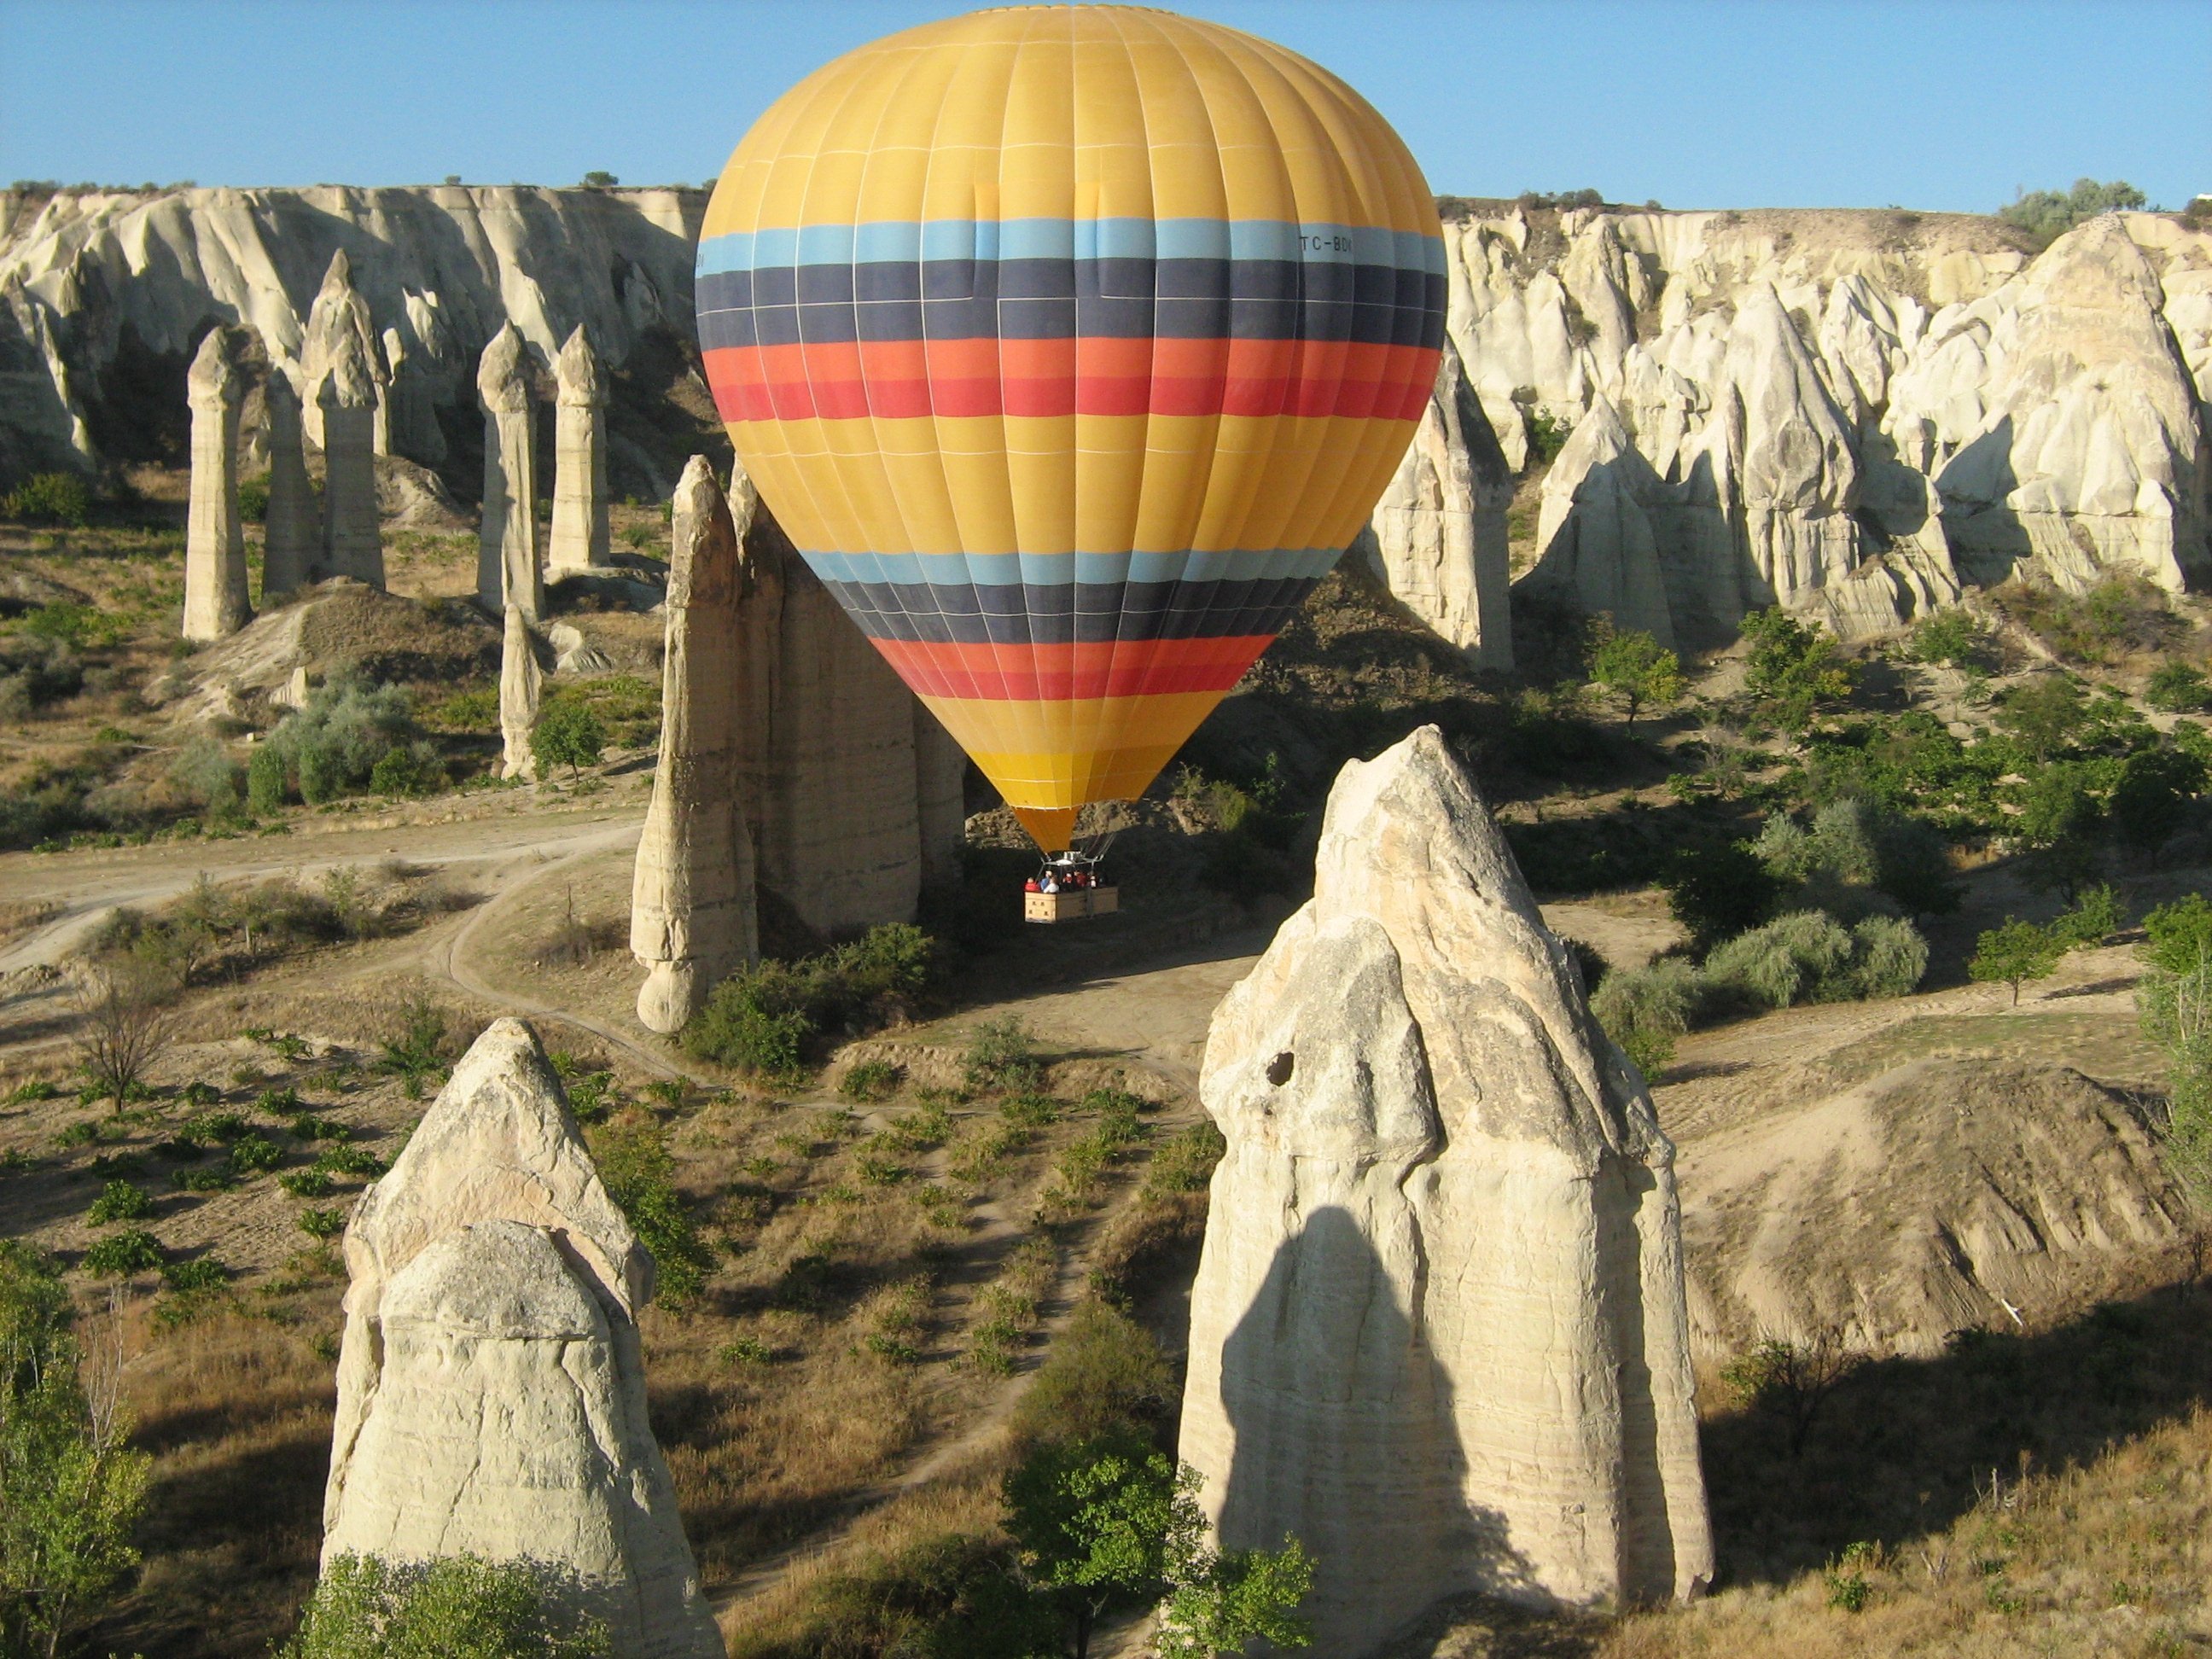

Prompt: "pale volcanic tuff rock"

[182,325,250,640]
[1179,728,1712,1655]
[259,369,318,597]
[299,249,385,452]
[0,183,702,477]
[550,324,611,573]
[631,457,759,1033]
[314,323,383,589]
[476,322,543,620]
[325,1019,724,1659]
[498,602,541,781]
[1440,205,2211,643]
[1355,339,1515,668]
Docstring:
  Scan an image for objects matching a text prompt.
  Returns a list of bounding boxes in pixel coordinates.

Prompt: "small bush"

[160,1257,227,1293]
[279,1551,610,1658]
[279,1168,335,1199]
[312,1144,384,1179]
[296,1206,346,1239]
[2146,660,2212,713]
[1591,958,1701,1077]
[87,1179,155,1225]
[226,1133,284,1176]
[963,1015,1042,1093]
[2,470,90,525]
[83,1228,163,1276]
[1703,911,1927,1010]
[1908,608,1988,669]
[1998,177,2147,245]
[1146,1122,1225,1196]
[532,696,607,780]
[2054,883,2127,947]
[2143,894,2212,975]
[840,1059,902,1103]
[171,1166,235,1193]
[588,1111,713,1304]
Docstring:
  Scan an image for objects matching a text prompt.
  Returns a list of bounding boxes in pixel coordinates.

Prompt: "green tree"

[1970,917,2064,1006]
[2143,894,2212,976]
[2109,746,2205,853]
[247,742,288,816]
[1998,178,2148,246]
[579,171,619,189]
[1586,626,1685,735]
[531,699,606,783]
[1907,608,1986,669]
[2145,660,2211,713]
[0,1241,151,1658]
[1662,839,1778,952]
[1996,675,2087,761]
[1004,1431,1312,1659]
[279,1552,609,1658]
[1741,608,1856,733]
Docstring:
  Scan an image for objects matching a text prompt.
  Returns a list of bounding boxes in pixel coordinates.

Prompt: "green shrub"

[261,675,423,807]
[1742,607,1857,731]
[1704,911,1928,1010]
[2054,882,2127,947]
[280,1167,335,1198]
[1145,1122,1225,1196]
[160,1257,227,1293]
[1908,608,1988,669]
[83,1228,163,1276]
[840,1058,903,1103]
[2146,660,2212,713]
[1663,839,1778,952]
[684,923,939,1075]
[1591,958,1701,1076]
[2,470,90,526]
[297,1206,346,1239]
[1586,624,1684,733]
[1998,178,2147,245]
[171,1166,235,1193]
[2110,745,2204,851]
[588,1112,713,1304]
[87,1179,155,1225]
[1850,914,1930,998]
[228,1133,283,1175]
[369,742,444,798]
[963,1014,1042,1093]
[279,1552,610,1659]
[313,1144,385,1178]
[236,475,270,522]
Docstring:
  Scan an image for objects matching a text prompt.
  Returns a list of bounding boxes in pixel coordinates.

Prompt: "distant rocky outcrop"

[0,183,708,484]
[324,1018,725,1659]
[182,324,250,640]
[1355,339,1515,668]
[1448,205,2211,641]
[1179,727,1713,1656]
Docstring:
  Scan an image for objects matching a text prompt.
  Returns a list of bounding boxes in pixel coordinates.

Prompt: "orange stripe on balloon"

[869,634,1269,701]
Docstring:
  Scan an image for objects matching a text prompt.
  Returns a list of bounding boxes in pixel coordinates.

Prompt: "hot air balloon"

[696,5,1446,855]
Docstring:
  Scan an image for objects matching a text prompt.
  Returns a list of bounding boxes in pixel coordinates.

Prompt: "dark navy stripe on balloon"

[696,260,1447,351]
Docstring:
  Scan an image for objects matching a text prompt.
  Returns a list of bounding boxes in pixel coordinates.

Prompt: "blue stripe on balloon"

[697,218,1443,277]
[795,546,1344,588]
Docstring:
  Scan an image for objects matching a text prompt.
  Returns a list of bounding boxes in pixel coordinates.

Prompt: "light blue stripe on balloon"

[696,219,1444,276]
[796,546,1342,586]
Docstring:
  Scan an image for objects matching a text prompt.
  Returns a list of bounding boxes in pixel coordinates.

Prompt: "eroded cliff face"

[1450,204,2212,641]
[0,183,711,486]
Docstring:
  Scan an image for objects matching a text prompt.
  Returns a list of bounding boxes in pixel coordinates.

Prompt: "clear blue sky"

[2,0,2205,212]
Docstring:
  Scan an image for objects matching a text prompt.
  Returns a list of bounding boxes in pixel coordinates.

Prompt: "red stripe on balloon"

[866,634,1272,701]
[704,341,1438,423]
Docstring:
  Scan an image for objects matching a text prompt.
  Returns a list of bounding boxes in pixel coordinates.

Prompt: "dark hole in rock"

[1266,1051,1294,1086]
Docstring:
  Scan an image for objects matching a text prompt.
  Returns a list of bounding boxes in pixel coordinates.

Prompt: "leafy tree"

[2142,894,2212,976]
[1907,608,1987,669]
[1970,918,2064,1005]
[1662,839,1778,952]
[2052,882,2127,947]
[2109,746,2205,853]
[279,1552,609,1658]
[1741,608,1856,733]
[247,743,288,816]
[531,698,606,783]
[0,1241,151,1656]
[1996,675,2087,761]
[1998,178,2148,245]
[1586,626,1685,735]
[1003,1431,1313,1659]
[2145,660,2212,713]
[579,171,619,189]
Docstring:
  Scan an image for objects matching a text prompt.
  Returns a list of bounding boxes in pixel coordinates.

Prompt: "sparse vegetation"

[1997,177,2148,245]
[279,1552,610,1658]
[684,924,940,1077]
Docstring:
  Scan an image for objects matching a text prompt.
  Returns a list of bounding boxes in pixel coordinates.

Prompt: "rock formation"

[182,326,251,640]
[550,325,610,573]
[1356,340,1514,668]
[477,323,543,620]
[1523,394,1676,645]
[626,458,965,987]
[314,325,383,589]
[259,370,319,598]
[498,602,540,781]
[300,249,385,452]
[631,457,758,1033]
[1179,727,1713,1653]
[324,1018,725,1659]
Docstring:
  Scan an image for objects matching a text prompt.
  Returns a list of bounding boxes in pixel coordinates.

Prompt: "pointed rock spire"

[182,326,251,640]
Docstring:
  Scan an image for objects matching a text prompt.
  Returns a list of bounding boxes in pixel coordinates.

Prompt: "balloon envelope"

[697,5,1445,850]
